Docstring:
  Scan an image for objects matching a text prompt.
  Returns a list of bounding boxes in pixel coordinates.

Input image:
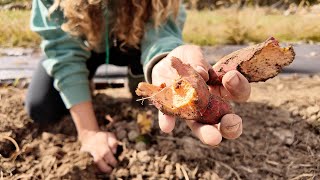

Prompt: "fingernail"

[196,66,209,81]
[225,122,241,132]
[196,66,207,74]
[226,71,239,87]
[112,148,117,154]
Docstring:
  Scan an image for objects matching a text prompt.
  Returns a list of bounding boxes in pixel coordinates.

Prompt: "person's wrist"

[78,128,99,142]
[69,101,101,142]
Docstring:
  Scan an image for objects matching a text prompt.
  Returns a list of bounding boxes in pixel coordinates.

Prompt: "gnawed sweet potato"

[136,57,232,124]
[136,38,295,125]
[208,37,295,85]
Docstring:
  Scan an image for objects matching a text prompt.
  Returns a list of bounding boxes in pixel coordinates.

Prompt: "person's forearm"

[70,101,99,140]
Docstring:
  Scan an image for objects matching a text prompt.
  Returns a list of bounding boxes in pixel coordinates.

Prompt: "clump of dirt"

[0,75,320,179]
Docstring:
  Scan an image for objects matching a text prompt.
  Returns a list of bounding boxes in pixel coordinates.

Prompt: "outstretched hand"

[151,45,251,146]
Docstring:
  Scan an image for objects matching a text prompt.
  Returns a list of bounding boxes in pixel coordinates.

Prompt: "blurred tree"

[183,0,320,9]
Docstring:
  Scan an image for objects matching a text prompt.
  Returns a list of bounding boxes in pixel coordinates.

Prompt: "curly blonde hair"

[49,0,180,51]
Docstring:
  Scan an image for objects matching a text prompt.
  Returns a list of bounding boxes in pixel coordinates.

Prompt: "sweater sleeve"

[141,3,187,83]
[31,0,92,108]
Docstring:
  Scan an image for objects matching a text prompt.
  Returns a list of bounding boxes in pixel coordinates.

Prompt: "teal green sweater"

[31,0,186,108]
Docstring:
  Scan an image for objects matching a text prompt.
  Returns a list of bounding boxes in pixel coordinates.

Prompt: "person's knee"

[25,98,66,124]
[25,99,46,124]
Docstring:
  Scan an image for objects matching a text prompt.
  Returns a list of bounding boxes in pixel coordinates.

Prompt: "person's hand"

[79,131,118,173]
[151,45,251,146]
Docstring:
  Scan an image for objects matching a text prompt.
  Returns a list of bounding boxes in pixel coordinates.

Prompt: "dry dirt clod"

[211,173,223,180]
[164,164,173,177]
[175,163,183,179]
[170,152,179,163]
[114,168,129,177]
[41,132,53,142]
[306,106,320,116]
[116,129,127,140]
[272,129,295,145]
[310,115,318,121]
[134,141,147,151]
[129,165,144,176]
[128,130,139,142]
[291,110,300,116]
[135,174,144,180]
[137,151,151,163]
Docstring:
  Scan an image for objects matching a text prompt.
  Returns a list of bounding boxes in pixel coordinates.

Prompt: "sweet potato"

[136,57,232,124]
[208,37,295,85]
[136,37,295,125]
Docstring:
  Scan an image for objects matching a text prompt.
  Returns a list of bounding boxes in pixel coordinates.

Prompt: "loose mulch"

[0,75,319,179]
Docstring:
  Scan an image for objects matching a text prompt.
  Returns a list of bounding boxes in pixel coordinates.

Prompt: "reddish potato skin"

[136,81,233,124]
[207,37,295,85]
[171,57,210,114]
[197,95,233,124]
[207,37,277,85]
[171,57,233,124]
[136,58,233,125]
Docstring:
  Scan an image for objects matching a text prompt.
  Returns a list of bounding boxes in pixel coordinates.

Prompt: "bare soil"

[0,74,320,180]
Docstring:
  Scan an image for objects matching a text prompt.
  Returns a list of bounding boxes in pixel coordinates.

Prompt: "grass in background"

[183,8,320,45]
[0,10,40,48]
[0,0,30,5]
[0,8,320,48]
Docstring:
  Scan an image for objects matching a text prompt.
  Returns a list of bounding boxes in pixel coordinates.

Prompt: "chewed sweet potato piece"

[136,38,295,125]
[208,37,295,85]
[136,57,232,124]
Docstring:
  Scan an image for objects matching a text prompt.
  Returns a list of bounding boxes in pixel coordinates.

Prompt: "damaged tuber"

[136,37,295,124]
[208,37,295,85]
[136,57,232,124]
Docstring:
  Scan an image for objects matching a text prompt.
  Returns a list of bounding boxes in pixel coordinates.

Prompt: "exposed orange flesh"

[136,57,232,124]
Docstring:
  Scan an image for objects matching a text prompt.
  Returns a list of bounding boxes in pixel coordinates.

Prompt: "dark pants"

[25,46,143,125]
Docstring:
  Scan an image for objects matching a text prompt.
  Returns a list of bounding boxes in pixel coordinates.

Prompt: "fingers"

[195,66,210,82]
[105,133,118,167]
[185,114,242,146]
[158,112,176,133]
[80,131,119,174]
[103,150,118,168]
[219,114,243,139]
[209,70,251,102]
[94,133,118,172]
[186,120,222,146]
[222,71,251,102]
[179,45,211,82]
[168,45,211,82]
[152,58,179,86]
[107,133,118,154]
[95,159,112,173]
[93,144,118,173]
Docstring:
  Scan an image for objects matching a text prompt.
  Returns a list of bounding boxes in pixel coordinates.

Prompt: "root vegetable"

[136,57,232,124]
[136,37,295,125]
[208,37,295,85]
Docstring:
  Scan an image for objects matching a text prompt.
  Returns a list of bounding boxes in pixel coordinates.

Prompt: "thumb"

[195,66,210,82]
[107,133,118,154]
[219,114,243,140]
[158,112,176,133]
